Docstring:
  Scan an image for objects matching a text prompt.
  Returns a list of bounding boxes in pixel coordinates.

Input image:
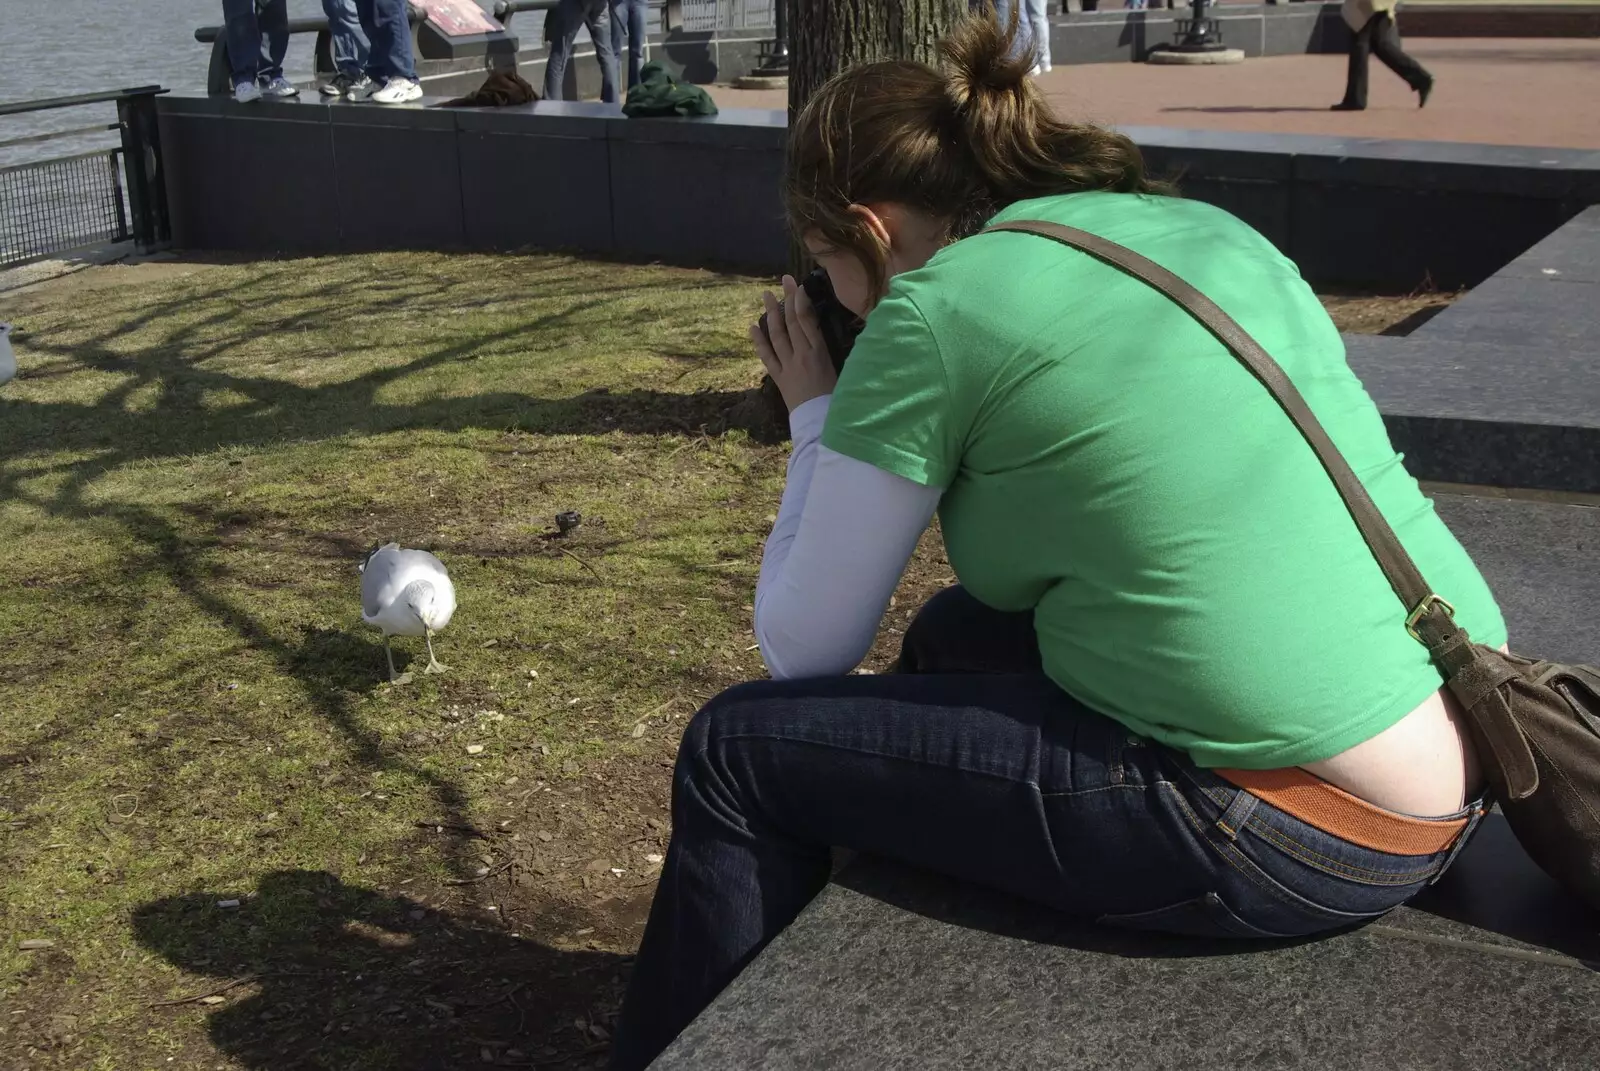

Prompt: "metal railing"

[679,0,774,32]
[494,0,671,41]
[491,0,562,26]
[195,1,687,94]
[0,87,169,269]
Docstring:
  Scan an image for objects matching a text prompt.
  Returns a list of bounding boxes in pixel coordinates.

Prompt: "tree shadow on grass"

[133,870,628,1070]
[0,264,776,883]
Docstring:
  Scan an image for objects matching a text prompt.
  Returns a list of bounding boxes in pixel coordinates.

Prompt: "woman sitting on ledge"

[609,14,1500,1070]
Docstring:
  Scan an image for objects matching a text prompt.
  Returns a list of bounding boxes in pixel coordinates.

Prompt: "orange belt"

[1214,767,1468,856]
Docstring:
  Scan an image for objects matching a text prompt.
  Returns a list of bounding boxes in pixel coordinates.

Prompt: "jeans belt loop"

[1215,786,1260,841]
[1429,801,1487,885]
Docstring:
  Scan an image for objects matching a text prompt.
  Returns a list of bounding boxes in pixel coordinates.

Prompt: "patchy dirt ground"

[1320,288,1461,336]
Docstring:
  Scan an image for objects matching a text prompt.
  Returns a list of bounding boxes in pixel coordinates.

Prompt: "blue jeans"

[354,0,418,82]
[608,586,1485,1070]
[610,0,649,91]
[323,0,370,78]
[222,0,289,86]
[543,0,620,103]
[1026,0,1051,67]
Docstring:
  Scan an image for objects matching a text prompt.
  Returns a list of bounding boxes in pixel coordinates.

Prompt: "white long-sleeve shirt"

[753,396,943,679]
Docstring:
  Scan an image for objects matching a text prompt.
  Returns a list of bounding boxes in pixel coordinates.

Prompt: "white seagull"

[0,324,15,388]
[359,543,456,682]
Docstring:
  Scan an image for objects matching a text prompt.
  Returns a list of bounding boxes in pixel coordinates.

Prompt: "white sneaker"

[234,81,263,104]
[372,78,422,105]
[261,76,300,99]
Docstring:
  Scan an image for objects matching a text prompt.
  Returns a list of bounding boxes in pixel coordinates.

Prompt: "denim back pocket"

[1097,892,1291,940]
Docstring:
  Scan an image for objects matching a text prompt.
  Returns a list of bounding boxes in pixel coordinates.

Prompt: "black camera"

[757,268,864,374]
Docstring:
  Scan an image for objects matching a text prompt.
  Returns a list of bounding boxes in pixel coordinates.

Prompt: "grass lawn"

[0,250,1441,1071]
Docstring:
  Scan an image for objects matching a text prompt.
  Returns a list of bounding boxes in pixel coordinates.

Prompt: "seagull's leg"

[384,636,401,682]
[424,628,449,674]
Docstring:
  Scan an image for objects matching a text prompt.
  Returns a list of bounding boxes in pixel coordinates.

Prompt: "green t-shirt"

[822,191,1506,769]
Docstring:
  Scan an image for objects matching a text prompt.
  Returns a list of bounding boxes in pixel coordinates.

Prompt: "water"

[0,0,499,166]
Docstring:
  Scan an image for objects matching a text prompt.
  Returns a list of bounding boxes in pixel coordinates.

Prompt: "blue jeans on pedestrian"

[1025,0,1051,67]
[323,0,370,78]
[610,0,649,92]
[354,0,418,82]
[607,585,1486,1070]
[222,0,289,87]
[543,0,620,104]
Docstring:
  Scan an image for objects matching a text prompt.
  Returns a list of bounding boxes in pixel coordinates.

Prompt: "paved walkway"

[707,39,1600,150]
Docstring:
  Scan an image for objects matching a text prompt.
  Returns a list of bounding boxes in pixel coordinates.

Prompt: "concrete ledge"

[156,99,1600,291]
[1343,205,1600,492]
[1405,4,1600,38]
[1050,4,1349,64]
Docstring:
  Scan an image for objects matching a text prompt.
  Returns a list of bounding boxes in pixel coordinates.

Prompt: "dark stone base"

[653,788,1600,1070]
[1404,4,1600,38]
[1348,206,1600,493]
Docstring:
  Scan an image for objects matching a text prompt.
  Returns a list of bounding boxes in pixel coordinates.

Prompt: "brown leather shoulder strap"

[982,219,1464,647]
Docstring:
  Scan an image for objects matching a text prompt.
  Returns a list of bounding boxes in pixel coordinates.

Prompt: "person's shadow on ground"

[133,870,629,1070]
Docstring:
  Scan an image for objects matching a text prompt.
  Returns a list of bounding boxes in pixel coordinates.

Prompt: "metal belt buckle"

[1406,594,1457,644]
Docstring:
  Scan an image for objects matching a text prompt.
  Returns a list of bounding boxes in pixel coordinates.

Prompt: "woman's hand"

[750,274,838,413]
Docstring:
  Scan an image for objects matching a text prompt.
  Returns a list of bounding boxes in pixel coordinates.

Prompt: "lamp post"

[736,0,788,86]
[760,0,789,76]
[1147,0,1243,62]
[1172,0,1225,51]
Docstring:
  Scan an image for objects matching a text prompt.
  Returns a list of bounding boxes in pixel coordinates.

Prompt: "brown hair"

[785,13,1170,294]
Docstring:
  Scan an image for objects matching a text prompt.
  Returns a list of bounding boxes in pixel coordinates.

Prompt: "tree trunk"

[788,0,969,119]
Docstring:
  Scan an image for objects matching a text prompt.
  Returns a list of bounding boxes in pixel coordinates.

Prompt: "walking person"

[320,0,374,99]
[351,0,424,104]
[610,0,650,92]
[608,13,1500,1069]
[543,0,621,103]
[221,0,299,103]
[1333,0,1433,110]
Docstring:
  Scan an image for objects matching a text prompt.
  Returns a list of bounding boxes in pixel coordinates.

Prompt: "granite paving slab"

[1344,335,1600,492]
[1489,205,1600,286]
[1431,492,1600,665]
[652,849,1599,1071]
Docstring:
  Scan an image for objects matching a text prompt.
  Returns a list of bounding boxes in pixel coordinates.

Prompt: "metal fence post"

[116,92,171,254]
[207,36,234,96]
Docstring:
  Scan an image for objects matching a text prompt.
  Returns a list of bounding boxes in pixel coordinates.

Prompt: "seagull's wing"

[396,549,449,578]
[360,546,405,621]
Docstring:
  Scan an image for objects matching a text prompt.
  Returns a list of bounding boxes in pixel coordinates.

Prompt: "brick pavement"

[707,38,1600,149]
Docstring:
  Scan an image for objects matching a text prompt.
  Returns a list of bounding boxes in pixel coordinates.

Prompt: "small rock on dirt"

[466,744,485,755]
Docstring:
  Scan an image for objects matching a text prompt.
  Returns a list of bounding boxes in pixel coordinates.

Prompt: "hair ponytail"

[786,11,1168,293]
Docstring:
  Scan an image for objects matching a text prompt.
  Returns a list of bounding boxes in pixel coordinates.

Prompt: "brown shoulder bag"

[985,219,1600,909]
